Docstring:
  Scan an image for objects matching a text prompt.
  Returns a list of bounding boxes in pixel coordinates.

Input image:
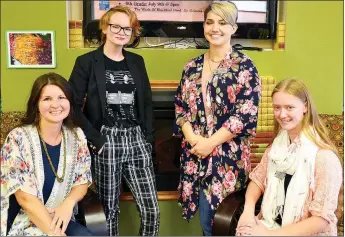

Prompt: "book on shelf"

[257,126,274,132]
[250,153,265,158]
[251,136,274,143]
[259,102,272,109]
[250,147,267,153]
[255,131,274,137]
[250,157,264,163]
[260,76,275,85]
[260,114,274,120]
[250,143,269,149]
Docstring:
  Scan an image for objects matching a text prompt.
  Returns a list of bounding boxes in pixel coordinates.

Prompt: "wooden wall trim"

[120,191,179,201]
[150,80,179,91]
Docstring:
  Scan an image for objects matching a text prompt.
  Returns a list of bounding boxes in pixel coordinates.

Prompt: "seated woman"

[1,73,93,236]
[236,78,342,236]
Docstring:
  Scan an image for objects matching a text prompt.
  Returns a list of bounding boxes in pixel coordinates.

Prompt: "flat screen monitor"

[83,0,277,39]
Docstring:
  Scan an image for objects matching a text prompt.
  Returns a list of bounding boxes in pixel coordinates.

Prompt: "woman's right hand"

[187,134,202,147]
[236,210,256,235]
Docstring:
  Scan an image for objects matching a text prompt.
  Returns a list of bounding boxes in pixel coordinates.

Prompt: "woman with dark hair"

[1,73,93,236]
[69,5,159,236]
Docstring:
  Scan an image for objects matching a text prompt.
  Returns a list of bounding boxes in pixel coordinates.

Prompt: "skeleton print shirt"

[103,55,139,128]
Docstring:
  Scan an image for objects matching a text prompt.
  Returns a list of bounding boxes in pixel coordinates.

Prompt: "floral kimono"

[173,49,261,221]
[0,125,92,236]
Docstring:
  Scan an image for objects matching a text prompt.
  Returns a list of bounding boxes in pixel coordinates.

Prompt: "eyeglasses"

[108,24,133,36]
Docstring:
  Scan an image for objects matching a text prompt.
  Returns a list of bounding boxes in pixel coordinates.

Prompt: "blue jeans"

[65,220,93,236]
[199,190,213,236]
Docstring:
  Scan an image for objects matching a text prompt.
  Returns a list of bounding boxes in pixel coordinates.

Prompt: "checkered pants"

[93,125,160,236]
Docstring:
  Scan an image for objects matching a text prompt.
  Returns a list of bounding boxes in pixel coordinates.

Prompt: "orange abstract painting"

[6,31,55,68]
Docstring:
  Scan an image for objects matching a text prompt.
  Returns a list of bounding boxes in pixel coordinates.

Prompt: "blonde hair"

[99,5,141,44]
[204,1,238,26]
[272,78,338,155]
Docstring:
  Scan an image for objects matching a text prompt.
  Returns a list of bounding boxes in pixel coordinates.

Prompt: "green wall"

[0,1,343,235]
[1,1,343,114]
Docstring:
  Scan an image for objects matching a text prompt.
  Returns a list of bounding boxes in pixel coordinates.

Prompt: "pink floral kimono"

[174,49,261,220]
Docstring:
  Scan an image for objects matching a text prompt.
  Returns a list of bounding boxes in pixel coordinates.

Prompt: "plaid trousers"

[93,125,160,236]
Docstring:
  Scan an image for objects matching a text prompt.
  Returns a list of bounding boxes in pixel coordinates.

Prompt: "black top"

[103,55,139,128]
[275,174,293,225]
[69,46,154,153]
[7,142,60,234]
[41,141,61,203]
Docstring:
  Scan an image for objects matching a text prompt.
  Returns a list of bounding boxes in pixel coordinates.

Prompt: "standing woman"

[1,73,92,236]
[173,1,261,235]
[69,5,159,236]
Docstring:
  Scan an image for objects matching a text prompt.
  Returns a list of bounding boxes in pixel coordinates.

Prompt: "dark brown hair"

[21,72,79,130]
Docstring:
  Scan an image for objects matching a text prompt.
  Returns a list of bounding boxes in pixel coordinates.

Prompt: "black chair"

[212,189,262,236]
[76,187,108,236]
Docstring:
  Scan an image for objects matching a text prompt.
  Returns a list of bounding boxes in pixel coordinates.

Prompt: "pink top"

[250,148,342,236]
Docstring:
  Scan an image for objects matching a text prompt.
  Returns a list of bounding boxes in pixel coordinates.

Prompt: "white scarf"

[260,129,319,229]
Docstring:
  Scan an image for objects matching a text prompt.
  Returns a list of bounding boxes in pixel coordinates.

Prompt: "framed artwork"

[6,30,56,68]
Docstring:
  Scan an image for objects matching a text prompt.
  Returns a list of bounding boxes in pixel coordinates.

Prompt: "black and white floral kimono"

[0,125,92,236]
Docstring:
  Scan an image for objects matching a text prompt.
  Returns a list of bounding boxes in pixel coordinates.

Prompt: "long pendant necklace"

[38,127,67,183]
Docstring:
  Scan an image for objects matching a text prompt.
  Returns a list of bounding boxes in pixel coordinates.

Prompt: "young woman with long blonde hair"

[236,78,342,236]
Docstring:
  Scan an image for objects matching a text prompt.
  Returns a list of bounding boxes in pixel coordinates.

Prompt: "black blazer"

[69,45,154,152]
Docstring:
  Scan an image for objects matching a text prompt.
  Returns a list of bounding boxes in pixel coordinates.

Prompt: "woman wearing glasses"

[69,5,159,236]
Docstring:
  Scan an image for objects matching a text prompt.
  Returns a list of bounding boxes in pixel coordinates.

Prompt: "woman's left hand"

[236,217,271,236]
[48,199,75,234]
[190,137,215,158]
